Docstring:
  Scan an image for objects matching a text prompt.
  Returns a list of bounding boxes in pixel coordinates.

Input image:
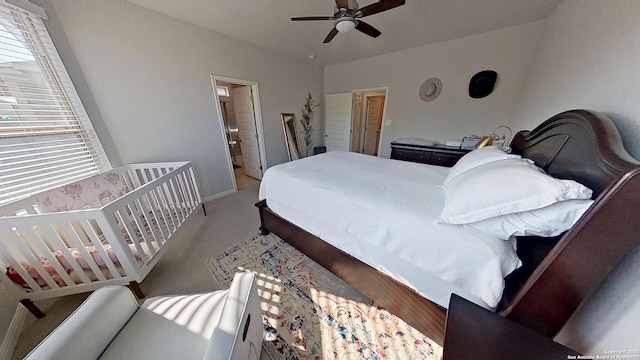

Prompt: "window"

[216,86,229,97]
[0,2,109,206]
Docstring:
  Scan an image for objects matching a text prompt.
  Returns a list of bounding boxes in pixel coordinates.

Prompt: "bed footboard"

[256,200,447,345]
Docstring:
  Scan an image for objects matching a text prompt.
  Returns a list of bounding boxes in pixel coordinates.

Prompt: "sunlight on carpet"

[205,233,443,360]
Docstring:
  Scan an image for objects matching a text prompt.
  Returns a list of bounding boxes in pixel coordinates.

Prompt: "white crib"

[0,162,203,317]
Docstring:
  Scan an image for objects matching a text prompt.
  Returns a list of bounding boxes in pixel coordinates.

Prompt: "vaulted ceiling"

[127,0,561,67]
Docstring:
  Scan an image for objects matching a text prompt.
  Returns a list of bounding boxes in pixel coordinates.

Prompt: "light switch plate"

[385,119,392,125]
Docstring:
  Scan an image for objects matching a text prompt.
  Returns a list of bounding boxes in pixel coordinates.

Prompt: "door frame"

[211,75,267,192]
[351,87,389,157]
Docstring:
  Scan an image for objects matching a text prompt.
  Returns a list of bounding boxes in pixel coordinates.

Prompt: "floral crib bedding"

[4,171,166,289]
[33,171,130,213]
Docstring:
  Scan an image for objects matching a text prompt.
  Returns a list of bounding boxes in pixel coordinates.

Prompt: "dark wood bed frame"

[256,109,640,346]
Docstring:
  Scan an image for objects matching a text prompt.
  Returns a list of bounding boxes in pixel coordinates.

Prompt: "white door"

[325,93,353,152]
[231,86,262,180]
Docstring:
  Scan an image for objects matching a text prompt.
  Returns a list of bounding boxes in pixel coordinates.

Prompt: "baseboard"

[0,304,27,360]
[202,188,236,203]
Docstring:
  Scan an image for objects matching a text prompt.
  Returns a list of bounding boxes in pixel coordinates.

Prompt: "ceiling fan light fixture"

[335,18,356,33]
[293,0,404,43]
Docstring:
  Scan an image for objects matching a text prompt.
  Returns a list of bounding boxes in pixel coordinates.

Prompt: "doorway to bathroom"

[211,76,265,191]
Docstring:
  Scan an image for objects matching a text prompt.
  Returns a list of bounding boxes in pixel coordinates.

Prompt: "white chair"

[25,272,263,360]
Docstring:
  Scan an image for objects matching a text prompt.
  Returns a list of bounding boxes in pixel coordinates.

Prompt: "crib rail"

[102,162,201,274]
[0,162,201,301]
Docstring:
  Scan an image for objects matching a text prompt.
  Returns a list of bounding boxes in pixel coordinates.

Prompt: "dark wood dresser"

[390,142,471,167]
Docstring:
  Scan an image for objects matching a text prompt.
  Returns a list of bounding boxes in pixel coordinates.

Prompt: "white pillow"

[445,146,521,186]
[438,158,593,224]
[463,199,594,240]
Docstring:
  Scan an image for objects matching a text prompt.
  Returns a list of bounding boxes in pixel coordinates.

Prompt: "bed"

[0,162,202,318]
[256,109,640,345]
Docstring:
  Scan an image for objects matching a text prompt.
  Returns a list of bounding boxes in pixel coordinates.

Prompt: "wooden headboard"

[500,109,640,337]
[511,109,639,196]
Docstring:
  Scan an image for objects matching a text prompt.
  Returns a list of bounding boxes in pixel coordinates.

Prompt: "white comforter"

[259,151,521,309]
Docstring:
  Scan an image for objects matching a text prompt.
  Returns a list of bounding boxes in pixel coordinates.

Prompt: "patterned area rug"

[205,233,443,360]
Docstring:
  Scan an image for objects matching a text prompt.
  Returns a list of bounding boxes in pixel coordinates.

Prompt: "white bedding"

[259,151,522,309]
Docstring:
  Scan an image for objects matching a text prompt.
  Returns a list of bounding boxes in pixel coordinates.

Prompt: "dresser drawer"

[390,143,470,167]
[391,148,432,164]
[430,152,460,167]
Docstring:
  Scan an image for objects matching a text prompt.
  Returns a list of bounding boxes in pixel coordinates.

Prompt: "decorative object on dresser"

[475,125,513,149]
[460,135,483,149]
[390,140,471,167]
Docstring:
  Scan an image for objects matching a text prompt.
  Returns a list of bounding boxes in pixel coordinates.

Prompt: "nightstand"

[443,294,580,360]
[390,142,471,167]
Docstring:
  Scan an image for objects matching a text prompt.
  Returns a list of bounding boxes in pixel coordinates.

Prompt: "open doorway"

[324,88,388,155]
[211,76,266,191]
[351,90,386,156]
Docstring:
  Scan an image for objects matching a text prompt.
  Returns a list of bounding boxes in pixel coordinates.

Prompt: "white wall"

[324,21,545,158]
[41,0,323,199]
[510,0,640,159]
[510,0,640,353]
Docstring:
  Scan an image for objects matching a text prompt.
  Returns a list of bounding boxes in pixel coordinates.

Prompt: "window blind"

[0,2,109,206]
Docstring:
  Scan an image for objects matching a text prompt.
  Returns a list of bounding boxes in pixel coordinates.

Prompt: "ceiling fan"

[291,0,405,43]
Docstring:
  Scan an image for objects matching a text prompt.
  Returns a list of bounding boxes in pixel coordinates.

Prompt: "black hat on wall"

[469,70,497,99]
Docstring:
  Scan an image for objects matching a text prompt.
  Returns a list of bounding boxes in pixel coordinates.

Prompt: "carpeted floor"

[207,233,443,360]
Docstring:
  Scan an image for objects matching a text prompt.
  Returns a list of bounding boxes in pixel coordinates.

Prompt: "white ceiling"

[127,0,561,67]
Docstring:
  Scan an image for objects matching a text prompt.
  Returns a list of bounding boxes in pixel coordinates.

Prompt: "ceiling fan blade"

[359,0,405,17]
[291,16,336,21]
[335,0,350,10]
[323,27,339,43]
[355,20,381,38]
